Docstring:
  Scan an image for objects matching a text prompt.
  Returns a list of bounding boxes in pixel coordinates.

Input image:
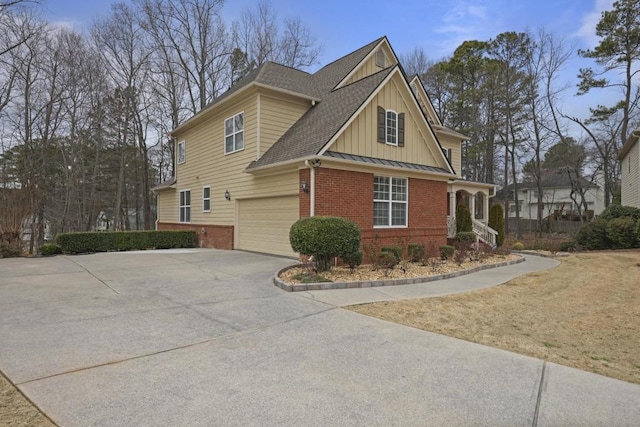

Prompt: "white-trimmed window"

[225,112,244,154]
[442,147,452,162]
[202,186,211,212]
[386,110,397,145]
[179,190,191,223]
[177,140,186,164]
[373,176,408,227]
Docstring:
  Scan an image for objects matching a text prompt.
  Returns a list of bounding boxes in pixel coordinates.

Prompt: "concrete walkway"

[1,250,639,426]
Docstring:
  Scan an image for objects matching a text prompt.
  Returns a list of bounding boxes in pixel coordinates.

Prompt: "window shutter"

[398,113,405,147]
[377,106,385,143]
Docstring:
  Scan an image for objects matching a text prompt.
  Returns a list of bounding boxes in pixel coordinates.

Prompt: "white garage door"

[236,195,299,257]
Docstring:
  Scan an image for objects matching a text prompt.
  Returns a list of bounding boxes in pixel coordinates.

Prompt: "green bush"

[455,232,477,244]
[512,241,525,251]
[456,204,473,232]
[0,243,21,258]
[489,204,505,247]
[439,244,455,260]
[342,250,363,270]
[408,243,425,262]
[575,218,609,250]
[558,241,576,252]
[599,204,640,222]
[378,251,398,269]
[56,231,197,254]
[606,217,637,249]
[40,243,62,256]
[381,245,402,261]
[289,216,361,272]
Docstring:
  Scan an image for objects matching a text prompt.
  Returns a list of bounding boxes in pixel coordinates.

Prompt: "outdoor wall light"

[301,179,309,193]
[224,189,231,201]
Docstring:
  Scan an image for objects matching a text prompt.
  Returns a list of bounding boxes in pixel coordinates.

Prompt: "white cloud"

[574,0,614,48]
[433,1,492,56]
[48,19,79,31]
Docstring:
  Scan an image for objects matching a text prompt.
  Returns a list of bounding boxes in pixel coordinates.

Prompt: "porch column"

[449,192,456,218]
[470,192,476,221]
[483,191,489,224]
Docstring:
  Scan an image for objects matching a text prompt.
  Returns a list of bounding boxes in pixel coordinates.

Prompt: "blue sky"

[43,0,616,121]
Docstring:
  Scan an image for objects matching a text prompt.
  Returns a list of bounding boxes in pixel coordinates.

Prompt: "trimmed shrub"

[439,244,455,260]
[378,251,398,270]
[512,241,525,251]
[289,216,361,272]
[456,204,473,232]
[342,250,363,270]
[381,245,402,261]
[0,243,21,258]
[40,243,62,256]
[408,243,425,262]
[599,204,640,222]
[489,204,505,247]
[456,232,477,244]
[606,217,637,249]
[575,218,609,250]
[558,241,576,252]
[637,219,640,243]
[56,231,197,254]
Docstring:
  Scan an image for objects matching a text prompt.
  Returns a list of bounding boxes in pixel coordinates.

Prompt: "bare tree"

[399,47,432,78]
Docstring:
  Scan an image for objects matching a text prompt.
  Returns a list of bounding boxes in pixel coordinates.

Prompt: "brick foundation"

[158,222,234,250]
[299,167,448,260]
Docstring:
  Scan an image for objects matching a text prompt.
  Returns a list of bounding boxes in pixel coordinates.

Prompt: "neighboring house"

[619,130,640,209]
[153,37,496,257]
[495,172,605,221]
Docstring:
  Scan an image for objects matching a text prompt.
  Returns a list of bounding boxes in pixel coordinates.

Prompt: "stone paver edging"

[274,256,525,292]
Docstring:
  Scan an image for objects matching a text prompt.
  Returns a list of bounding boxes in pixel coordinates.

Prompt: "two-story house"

[619,130,640,209]
[153,37,497,257]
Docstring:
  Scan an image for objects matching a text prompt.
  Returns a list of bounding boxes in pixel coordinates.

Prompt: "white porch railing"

[446,216,498,247]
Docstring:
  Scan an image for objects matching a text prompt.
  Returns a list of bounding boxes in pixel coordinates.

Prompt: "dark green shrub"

[378,251,398,270]
[439,244,455,260]
[56,231,197,254]
[408,243,425,262]
[599,204,640,222]
[558,241,576,252]
[342,251,363,270]
[606,217,637,249]
[489,204,505,247]
[575,218,609,250]
[455,232,477,244]
[637,219,640,243]
[456,204,473,232]
[381,245,402,261]
[40,243,62,256]
[289,216,361,272]
[0,243,21,258]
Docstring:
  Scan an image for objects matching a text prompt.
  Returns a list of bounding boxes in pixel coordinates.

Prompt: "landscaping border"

[274,255,525,292]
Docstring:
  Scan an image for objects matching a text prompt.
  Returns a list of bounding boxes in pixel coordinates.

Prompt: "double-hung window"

[202,186,211,212]
[225,112,244,154]
[177,140,186,164]
[377,106,404,147]
[373,176,408,227]
[386,110,397,145]
[179,190,191,223]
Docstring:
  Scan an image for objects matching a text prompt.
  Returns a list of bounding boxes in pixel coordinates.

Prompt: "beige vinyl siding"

[343,43,397,86]
[438,134,462,178]
[171,87,299,225]
[236,195,299,256]
[621,140,640,208]
[157,189,177,223]
[259,91,310,157]
[331,73,447,170]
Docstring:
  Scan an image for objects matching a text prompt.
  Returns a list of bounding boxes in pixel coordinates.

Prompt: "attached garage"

[236,195,299,257]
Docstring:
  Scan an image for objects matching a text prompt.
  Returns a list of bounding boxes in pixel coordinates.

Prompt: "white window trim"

[224,111,245,155]
[202,186,211,212]
[385,109,398,146]
[179,189,191,223]
[373,176,408,228]
[177,140,186,164]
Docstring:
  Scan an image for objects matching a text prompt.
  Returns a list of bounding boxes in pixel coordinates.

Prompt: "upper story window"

[442,147,452,162]
[377,106,404,147]
[177,140,186,164]
[373,176,408,227]
[202,186,211,212]
[179,189,191,223]
[376,49,386,68]
[225,112,244,154]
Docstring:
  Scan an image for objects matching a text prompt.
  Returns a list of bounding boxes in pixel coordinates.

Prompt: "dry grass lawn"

[348,251,640,384]
[0,371,55,426]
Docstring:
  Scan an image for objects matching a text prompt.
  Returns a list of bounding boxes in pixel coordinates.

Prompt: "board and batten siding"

[621,140,640,208]
[343,43,397,87]
[162,87,300,226]
[331,73,447,170]
[437,134,462,178]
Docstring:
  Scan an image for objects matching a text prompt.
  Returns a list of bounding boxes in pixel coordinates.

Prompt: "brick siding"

[157,222,233,250]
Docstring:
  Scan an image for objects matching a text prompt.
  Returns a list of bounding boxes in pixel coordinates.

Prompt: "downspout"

[256,93,261,161]
[304,160,315,217]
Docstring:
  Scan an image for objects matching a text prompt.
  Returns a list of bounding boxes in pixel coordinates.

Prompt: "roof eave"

[618,129,640,160]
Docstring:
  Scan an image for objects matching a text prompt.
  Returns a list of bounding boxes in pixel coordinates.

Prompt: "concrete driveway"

[1,249,638,426]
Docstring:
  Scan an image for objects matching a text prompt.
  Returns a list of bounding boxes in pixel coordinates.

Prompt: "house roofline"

[619,129,640,160]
